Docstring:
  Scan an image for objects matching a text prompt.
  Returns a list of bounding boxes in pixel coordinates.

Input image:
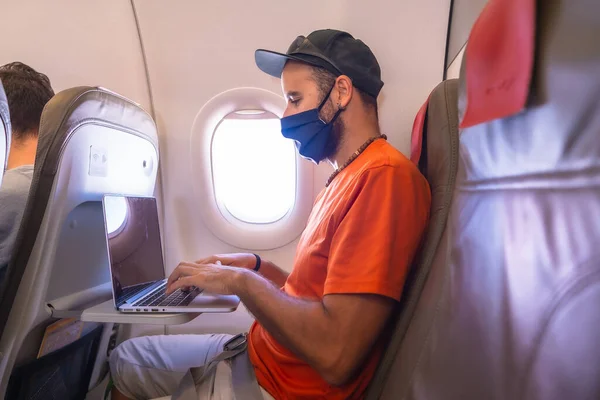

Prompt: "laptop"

[102,194,239,313]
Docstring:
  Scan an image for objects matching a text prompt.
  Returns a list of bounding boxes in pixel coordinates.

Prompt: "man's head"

[255,29,383,164]
[0,62,54,168]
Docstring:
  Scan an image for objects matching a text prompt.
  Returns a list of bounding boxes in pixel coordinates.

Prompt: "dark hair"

[310,66,378,116]
[0,62,54,141]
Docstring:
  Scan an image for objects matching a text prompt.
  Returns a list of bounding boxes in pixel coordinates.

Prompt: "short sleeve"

[323,165,430,301]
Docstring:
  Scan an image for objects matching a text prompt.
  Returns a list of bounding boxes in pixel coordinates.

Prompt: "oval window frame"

[190,87,313,250]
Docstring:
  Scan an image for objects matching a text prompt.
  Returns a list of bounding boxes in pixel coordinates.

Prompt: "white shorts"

[109,333,274,400]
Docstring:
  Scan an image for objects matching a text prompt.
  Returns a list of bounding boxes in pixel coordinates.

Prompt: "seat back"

[371,0,600,399]
[0,87,158,398]
[0,80,10,185]
[365,79,460,399]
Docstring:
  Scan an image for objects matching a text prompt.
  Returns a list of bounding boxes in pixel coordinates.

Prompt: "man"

[109,29,431,399]
[0,62,54,273]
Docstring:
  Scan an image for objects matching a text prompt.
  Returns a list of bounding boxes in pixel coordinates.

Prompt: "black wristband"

[252,253,261,272]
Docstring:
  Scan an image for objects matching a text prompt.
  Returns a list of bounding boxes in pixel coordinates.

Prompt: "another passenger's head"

[0,62,54,169]
[255,29,383,164]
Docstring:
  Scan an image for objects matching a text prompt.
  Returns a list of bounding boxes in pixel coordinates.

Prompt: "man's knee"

[108,336,162,399]
[108,334,236,399]
[109,335,171,377]
[109,338,139,396]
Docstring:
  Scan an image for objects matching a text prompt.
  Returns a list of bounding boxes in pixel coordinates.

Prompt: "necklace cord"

[325,134,387,187]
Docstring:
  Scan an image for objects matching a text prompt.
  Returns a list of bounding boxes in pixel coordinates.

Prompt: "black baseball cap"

[255,29,384,99]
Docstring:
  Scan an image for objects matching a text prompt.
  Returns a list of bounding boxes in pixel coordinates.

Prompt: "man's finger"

[166,263,185,289]
[194,255,232,266]
[193,256,216,264]
[166,275,197,295]
[166,263,201,290]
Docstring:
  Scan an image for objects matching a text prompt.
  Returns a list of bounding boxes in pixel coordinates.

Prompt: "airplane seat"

[364,79,460,398]
[0,79,10,186]
[0,86,159,399]
[368,0,600,399]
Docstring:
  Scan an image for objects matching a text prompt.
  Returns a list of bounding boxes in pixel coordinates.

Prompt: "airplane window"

[104,195,129,237]
[212,111,296,224]
[191,87,313,250]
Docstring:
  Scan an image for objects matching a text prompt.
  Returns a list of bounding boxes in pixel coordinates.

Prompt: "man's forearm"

[257,259,289,287]
[232,269,339,379]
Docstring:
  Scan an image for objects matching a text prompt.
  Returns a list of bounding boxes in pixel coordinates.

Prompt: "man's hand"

[194,253,258,270]
[165,261,245,295]
[192,253,290,288]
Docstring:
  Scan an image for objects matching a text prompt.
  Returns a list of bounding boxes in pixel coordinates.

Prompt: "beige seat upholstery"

[368,0,600,399]
[365,77,459,399]
[0,87,158,399]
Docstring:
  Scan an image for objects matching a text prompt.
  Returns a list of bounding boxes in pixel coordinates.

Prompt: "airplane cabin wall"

[447,44,465,79]
[131,0,344,281]
[0,1,150,111]
[343,0,451,155]
[445,0,488,79]
[131,0,348,334]
[0,0,451,335]
[133,0,450,334]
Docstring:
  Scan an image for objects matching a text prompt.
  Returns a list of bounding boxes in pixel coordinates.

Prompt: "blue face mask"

[280,86,343,164]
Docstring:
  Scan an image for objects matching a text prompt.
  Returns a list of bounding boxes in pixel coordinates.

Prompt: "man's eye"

[289,98,300,105]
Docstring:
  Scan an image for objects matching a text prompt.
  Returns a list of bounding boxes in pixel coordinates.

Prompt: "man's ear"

[334,75,353,109]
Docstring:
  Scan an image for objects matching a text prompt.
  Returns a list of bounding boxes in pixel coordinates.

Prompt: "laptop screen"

[102,195,166,306]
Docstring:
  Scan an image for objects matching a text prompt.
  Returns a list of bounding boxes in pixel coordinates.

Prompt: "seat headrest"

[0,80,10,178]
[36,86,157,176]
[410,80,459,178]
[459,0,536,128]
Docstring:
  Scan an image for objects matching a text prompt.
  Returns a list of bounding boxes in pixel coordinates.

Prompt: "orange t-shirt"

[248,138,431,399]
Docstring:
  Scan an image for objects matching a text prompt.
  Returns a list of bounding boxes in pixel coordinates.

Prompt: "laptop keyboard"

[135,282,200,307]
[121,282,154,300]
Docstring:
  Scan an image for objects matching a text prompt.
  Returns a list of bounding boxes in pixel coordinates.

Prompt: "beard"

[319,99,345,162]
